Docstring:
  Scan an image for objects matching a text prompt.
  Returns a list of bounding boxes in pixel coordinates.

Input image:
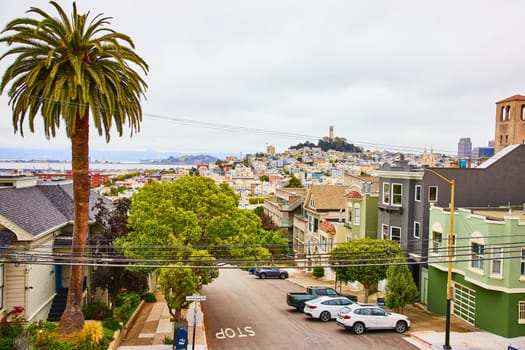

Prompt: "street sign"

[186,310,204,326]
[186,295,207,302]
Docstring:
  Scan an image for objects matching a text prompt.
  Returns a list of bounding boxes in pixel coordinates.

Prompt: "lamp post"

[427,169,455,350]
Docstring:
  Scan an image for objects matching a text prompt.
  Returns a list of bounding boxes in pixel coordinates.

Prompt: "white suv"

[336,304,410,335]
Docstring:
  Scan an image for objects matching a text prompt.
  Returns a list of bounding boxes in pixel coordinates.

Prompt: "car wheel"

[260,273,266,279]
[395,321,408,333]
[319,311,331,322]
[353,322,365,335]
[298,302,306,313]
[279,273,287,279]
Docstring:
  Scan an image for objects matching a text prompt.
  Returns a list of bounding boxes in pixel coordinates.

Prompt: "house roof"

[345,191,362,199]
[0,182,110,238]
[496,94,525,103]
[306,185,347,210]
[319,221,336,233]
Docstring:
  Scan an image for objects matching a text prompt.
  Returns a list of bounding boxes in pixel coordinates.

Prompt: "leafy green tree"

[158,267,199,322]
[0,2,148,332]
[385,259,418,313]
[284,176,303,188]
[259,175,269,182]
[117,177,275,316]
[253,206,264,217]
[329,239,402,302]
[259,229,289,263]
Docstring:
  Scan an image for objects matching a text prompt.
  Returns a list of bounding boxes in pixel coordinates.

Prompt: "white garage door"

[452,283,476,324]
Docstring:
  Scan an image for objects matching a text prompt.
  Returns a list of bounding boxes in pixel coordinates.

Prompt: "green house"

[427,205,525,338]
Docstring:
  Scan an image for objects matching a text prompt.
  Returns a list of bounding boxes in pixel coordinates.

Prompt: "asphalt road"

[201,268,417,350]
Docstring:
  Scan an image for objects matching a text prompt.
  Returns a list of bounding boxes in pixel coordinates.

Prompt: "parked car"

[336,304,410,335]
[304,296,355,322]
[287,286,358,312]
[255,266,289,279]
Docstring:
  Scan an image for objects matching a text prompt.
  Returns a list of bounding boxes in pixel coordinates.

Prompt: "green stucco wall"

[428,266,525,338]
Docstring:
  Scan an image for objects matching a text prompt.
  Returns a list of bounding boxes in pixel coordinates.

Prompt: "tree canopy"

[385,259,418,312]
[329,239,403,302]
[284,176,303,188]
[117,177,284,318]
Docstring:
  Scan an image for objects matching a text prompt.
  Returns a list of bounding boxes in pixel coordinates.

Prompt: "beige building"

[494,94,525,153]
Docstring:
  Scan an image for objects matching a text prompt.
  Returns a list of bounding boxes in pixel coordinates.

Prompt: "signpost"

[185,293,206,350]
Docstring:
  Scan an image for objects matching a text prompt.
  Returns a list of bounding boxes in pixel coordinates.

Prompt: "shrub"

[78,320,104,346]
[115,291,141,323]
[83,302,110,320]
[163,336,174,344]
[312,266,324,278]
[102,317,121,331]
[143,292,156,303]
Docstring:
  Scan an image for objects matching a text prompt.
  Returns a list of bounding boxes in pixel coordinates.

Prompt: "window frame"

[471,242,485,272]
[382,183,390,204]
[354,204,361,225]
[415,185,421,202]
[428,186,438,202]
[490,246,503,278]
[520,249,525,279]
[413,221,421,239]
[391,183,403,206]
[519,301,525,324]
[390,226,401,242]
[432,231,442,255]
[381,224,389,240]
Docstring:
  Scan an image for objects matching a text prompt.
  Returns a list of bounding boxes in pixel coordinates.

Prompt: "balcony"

[378,203,403,214]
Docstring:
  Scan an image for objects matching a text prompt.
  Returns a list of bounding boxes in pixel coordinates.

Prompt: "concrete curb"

[409,332,434,348]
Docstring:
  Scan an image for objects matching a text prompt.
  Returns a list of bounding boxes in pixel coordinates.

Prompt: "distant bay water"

[0,161,191,172]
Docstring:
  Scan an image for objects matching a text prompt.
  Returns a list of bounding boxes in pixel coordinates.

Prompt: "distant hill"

[290,137,363,153]
[144,154,219,165]
[0,147,228,162]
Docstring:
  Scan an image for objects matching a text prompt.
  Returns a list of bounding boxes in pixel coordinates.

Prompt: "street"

[202,268,417,350]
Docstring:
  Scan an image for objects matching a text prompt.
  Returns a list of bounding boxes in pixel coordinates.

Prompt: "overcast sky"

[1,1,523,156]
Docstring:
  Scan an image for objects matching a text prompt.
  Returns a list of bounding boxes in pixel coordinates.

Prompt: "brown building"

[494,94,525,153]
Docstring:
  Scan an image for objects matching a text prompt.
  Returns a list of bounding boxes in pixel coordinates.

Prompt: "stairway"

[47,288,68,322]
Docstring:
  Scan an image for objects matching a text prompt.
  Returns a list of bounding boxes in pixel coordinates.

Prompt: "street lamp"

[427,169,455,350]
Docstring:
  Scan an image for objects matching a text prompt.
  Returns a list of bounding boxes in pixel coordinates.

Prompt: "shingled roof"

[306,185,347,210]
[0,182,109,238]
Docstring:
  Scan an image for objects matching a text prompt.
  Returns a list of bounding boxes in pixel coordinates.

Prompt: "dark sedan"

[254,266,289,279]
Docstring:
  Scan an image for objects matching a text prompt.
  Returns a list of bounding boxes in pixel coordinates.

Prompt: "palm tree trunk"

[59,109,90,332]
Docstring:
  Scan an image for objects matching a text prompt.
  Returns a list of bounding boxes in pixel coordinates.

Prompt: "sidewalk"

[117,291,206,350]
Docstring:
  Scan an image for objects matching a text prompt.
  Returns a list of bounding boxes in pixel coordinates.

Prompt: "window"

[346,203,352,223]
[507,106,511,120]
[491,247,503,276]
[428,186,438,202]
[390,227,401,242]
[382,183,390,204]
[354,205,361,225]
[314,218,319,232]
[501,106,506,121]
[0,264,3,309]
[432,231,442,254]
[521,249,525,277]
[413,221,420,239]
[519,301,525,323]
[391,183,403,206]
[522,105,525,120]
[471,242,484,271]
[415,185,421,201]
[382,224,389,240]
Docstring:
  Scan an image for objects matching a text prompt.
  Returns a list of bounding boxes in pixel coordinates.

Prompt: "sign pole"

[192,303,197,350]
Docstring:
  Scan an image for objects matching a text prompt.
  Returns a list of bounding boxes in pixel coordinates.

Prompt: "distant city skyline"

[1,1,519,155]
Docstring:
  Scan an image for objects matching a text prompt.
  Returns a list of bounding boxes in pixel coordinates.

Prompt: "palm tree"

[0,2,148,332]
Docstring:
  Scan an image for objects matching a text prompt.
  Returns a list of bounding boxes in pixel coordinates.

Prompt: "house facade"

[263,187,306,249]
[344,187,378,241]
[0,175,109,322]
[427,206,525,338]
[376,159,425,287]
